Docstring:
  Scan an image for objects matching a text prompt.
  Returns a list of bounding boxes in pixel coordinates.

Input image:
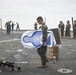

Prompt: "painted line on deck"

[62,44,72,47]
[71,49,76,52]
[6,49,26,53]
[23,53,28,55]
[74,61,76,63]
[0,39,20,43]
[66,52,71,55]
[15,61,28,64]
[6,50,14,52]
[17,49,23,52]
[0,70,2,73]
[11,31,24,33]
[0,57,6,59]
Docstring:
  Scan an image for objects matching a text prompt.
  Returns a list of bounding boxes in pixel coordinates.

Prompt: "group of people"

[4,17,76,69]
[58,20,76,38]
[34,20,76,38]
[5,21,20,34]
[34,17,76,68]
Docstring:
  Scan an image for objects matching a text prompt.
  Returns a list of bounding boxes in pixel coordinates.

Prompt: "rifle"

[0,58,21,71]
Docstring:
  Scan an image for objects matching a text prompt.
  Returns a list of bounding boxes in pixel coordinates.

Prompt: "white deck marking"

[66,52,71,55]
[23,53,28,55]
[6,50,14,52]
[57,69,72,73]
[71,49,76,52]
[6,49,25,53]
[62,44,72,47]
[17,49,23,52]
[0,70,2,73]
[11,31,24,33]
[74,61,76,63]
[0,57,6,59]
[15,61,28,64]
[0,39,20,43]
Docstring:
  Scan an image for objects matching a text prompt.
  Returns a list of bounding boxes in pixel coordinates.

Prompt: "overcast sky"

[0,0,76,29]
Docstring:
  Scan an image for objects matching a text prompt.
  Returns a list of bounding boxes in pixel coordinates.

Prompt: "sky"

[0,0,76,30]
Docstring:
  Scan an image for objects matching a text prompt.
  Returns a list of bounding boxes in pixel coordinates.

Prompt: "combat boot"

[37,64,46,68]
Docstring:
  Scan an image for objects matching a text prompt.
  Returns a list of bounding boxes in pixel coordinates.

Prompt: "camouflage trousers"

[73,28,76,38]
[37,46,48,65]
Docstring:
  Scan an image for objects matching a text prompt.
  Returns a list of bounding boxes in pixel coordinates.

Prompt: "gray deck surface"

[0,30,76,75]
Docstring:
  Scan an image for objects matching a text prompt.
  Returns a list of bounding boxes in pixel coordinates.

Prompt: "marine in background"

[11,22,15,31]
[65,21,71,37]
[5,21,11,34]
[73,20,76,38]
[16,22,20,30]
[58,21,65,38]
[34,22,38,30]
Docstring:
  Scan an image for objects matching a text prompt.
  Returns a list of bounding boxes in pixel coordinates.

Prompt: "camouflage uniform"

[5,21,11,34]
[37,23,48,65]
[12,22,14,31]
[58,21,65,38]
[73,20,76,38]
[16,22,20,30]
[34,22,37,30]
[65,21,71,37]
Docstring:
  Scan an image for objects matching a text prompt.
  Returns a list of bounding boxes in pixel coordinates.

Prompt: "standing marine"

[36,16,48,68]
[11,22,15,31]
[65,21,71,37]
[58,21,65,38]
[16,22,20,30]
[34,22,38,30]
[73,20,76,38]
[5,21,11,34]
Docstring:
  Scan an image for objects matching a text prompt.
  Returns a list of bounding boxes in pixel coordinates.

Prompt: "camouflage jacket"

[66,24,71,29]
[58,24,64,30]
[41,23,48,43]
[5,21,11,29]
